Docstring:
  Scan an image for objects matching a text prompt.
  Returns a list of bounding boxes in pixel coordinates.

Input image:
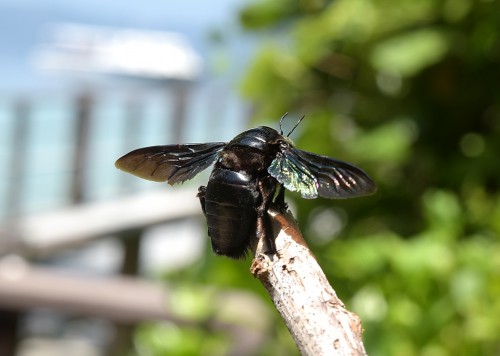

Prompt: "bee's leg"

[273,184,288,212]
[197,186,207,216]
[197,186,213,240]
[256,178,278,255]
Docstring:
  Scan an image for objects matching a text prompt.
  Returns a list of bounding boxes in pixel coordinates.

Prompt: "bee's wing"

[115,142,226,184]
[268,148,319,199]
[268,147,376,199]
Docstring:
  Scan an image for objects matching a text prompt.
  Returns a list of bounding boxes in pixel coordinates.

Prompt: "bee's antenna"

[279,113,288,135]
[287,115,305,137]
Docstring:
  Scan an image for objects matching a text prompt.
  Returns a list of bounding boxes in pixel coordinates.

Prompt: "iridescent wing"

[115,143,226,184]
[268,146,376,199]
[268,149,318,199]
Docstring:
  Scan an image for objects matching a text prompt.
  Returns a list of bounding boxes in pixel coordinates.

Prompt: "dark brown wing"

[115,143,225,184]
[295,149,376,198]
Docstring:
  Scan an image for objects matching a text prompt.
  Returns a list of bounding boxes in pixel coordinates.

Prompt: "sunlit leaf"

[370,29,449,77]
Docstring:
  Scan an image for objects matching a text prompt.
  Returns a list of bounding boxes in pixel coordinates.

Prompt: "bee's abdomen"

[203,169,260,258]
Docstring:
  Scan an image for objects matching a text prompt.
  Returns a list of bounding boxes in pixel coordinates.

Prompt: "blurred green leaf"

[347,119,417,163]
[370,29,449,77]
[240,0,298,29]
[135,322,228,356]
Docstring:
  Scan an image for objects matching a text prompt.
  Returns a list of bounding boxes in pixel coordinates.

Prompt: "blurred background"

[1,0,499,355]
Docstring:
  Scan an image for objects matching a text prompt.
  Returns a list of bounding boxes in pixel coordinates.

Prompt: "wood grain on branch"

[251,207,367,356]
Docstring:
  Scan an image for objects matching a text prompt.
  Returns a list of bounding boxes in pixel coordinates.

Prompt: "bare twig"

[251,207,367,356]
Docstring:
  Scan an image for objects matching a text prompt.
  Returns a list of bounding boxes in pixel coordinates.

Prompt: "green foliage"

[135,322,229,356]
[238,0,500,354]
[320,190,500,355]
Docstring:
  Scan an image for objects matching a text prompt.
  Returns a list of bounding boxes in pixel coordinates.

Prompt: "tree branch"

[251,207,367,355]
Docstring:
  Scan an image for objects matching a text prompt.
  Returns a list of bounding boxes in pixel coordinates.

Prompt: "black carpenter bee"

[115,115,376,259]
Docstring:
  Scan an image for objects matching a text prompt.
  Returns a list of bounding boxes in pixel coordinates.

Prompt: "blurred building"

[0,18,250,356]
